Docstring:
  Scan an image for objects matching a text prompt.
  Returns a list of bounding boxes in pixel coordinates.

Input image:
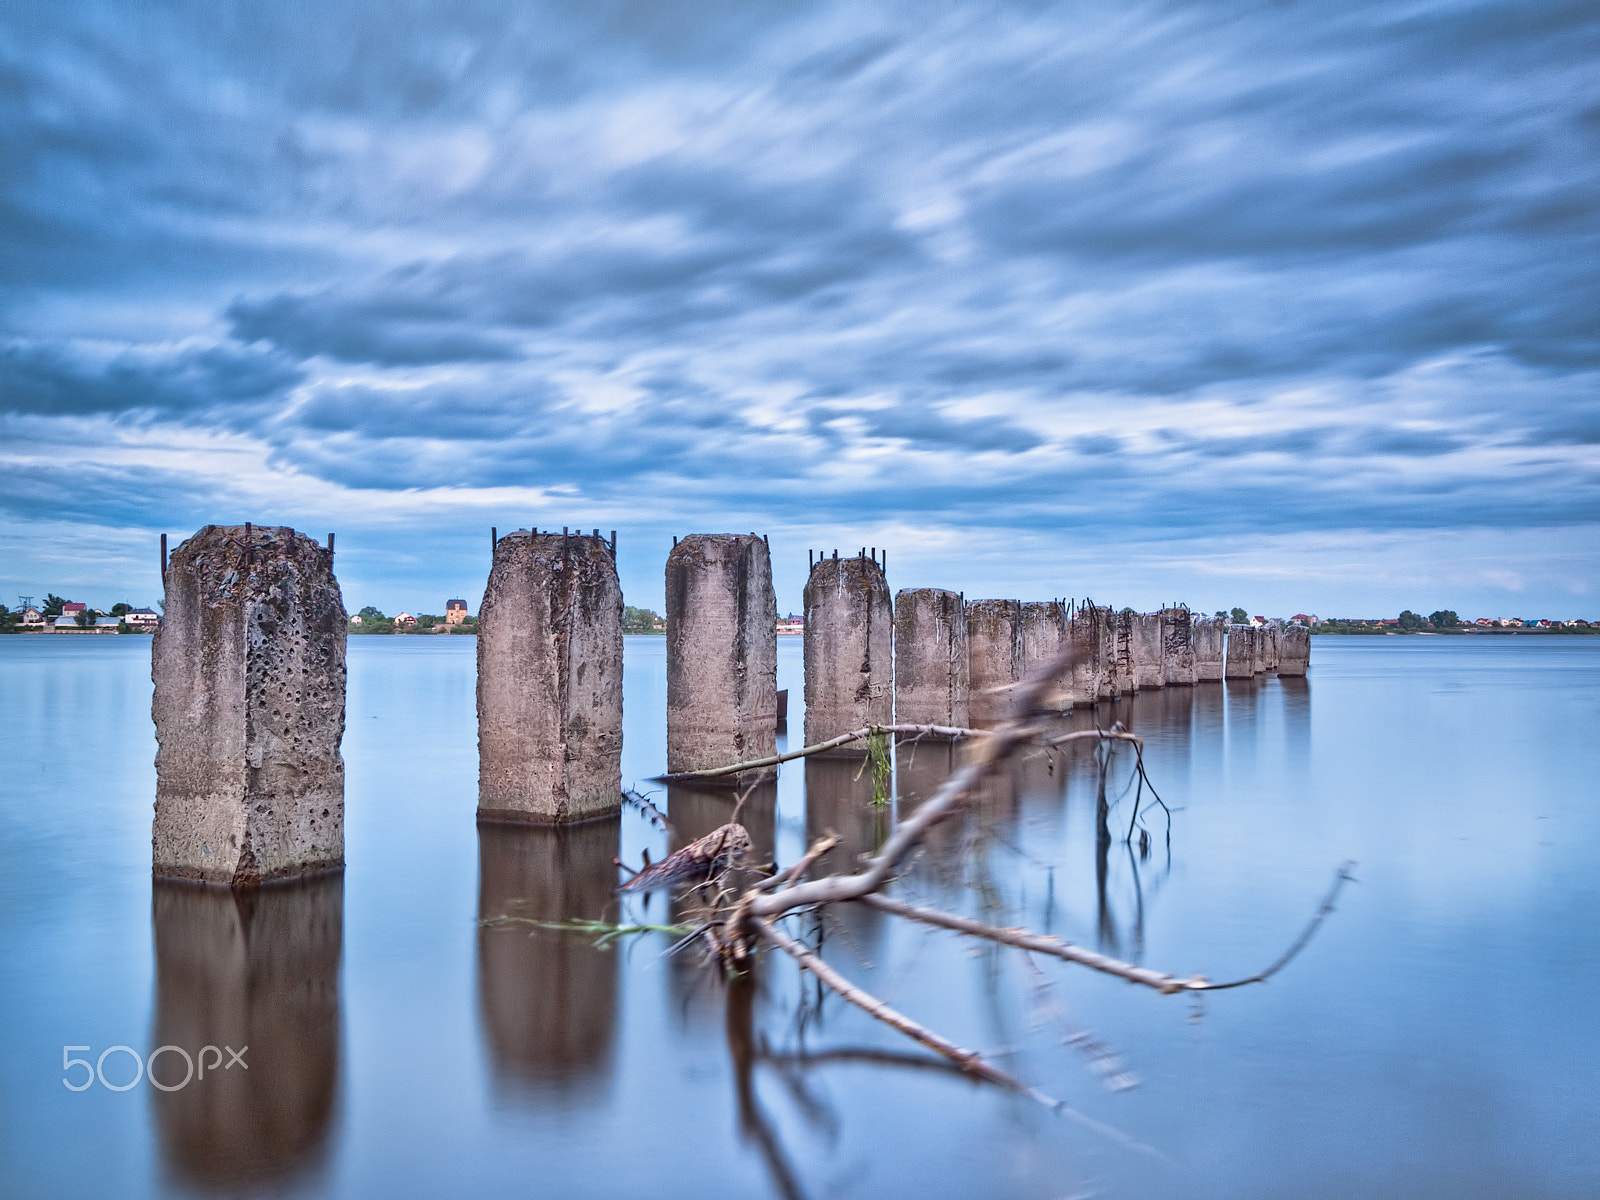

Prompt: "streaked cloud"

[2,0,1596,615]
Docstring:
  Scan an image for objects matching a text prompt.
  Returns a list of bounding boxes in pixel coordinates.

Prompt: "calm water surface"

[2,635,1597,1198]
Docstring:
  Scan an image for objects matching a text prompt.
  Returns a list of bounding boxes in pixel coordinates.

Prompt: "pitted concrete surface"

[152,524,346,885]
[665,534,778,775]
[894,588,968,728]
[478,531,623,823]
[803,555,891,746]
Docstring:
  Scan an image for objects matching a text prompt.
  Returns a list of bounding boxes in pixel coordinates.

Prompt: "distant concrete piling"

[665,534,778,776]
[152,525,346,886]
[803,552,892,746]
[1019,601,1071,711]
[1110,610,1138,696]
[1263,620,1282,671]
[1225,625,1257,679]
[965,598,1022,725]
[894,588,969,729]
[1193,615,1227,682]
[1094,606,1119,700]
[1161,607,1197,686]
[1132,611,1165,691]
[478,530,623,823]
[1064,603,1104,707]
[1252,622,1269,674]
[1279,624,1311,676]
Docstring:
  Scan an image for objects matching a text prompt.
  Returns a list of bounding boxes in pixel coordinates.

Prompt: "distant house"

[62,602,86,615]
[445,599,469,626]
[1476,617,1493,626]
[1537,619,1553,628]
[20,606,43,626]
[776,615,804,635]
[394,611,417,629]
[349,614,364,626]
[124,607,159,629]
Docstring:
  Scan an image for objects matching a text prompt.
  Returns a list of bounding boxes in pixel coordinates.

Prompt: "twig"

[754,833,841,894]
[1192,861,1358,990]
[855,894,1199,994]
[751,916,1062,1109]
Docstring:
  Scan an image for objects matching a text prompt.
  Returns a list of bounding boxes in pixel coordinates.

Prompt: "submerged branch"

[751,916,1062,1110]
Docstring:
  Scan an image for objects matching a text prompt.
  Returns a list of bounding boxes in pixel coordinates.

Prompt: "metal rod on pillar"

[160,534,167,584]
[327,532,334,557]
[492,527,497,550]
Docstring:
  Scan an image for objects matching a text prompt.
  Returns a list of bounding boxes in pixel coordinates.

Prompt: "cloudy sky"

[3,0,1597,619]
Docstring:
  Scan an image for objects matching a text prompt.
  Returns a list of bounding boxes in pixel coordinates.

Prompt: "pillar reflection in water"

[1281,675,1311,769]
[150,875,341,1193]
[476,819,619,1095]
[804,755,888,947]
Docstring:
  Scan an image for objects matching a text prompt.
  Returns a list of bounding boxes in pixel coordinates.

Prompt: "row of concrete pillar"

[149,525,1309,887]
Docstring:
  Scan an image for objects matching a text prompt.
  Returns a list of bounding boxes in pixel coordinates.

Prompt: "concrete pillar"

[1225,625,1256,679]
[151,876,340,1188]
[665,534,778,775]
[1063,604,1103,708]
[1263,619,1282,670]
[1160,607,1197,686]
[1193,615,1227,682]
[893,588,969,729]
[1110,609,1137,697]
[1251,622,1268,674]
[965,598,1022,726]
[1131,611,1165,690]
[1093,606,1118,700]
[1279,624,1311,676]
[1018,600,1071,711]
[478,530,623,824]
[803,553,892,745]
[152,525,346,886]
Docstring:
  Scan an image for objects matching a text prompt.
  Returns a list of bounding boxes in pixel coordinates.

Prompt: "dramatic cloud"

[1,0,1597,615]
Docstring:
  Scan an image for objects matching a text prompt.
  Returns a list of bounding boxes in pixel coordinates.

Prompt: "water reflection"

[476,820,619,1096]
[149,875,342,1193]
[1281,676,1311,769]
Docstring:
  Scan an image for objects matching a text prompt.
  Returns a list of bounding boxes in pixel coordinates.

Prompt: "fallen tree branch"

[741,649,1078,924]
[660,723,989,781]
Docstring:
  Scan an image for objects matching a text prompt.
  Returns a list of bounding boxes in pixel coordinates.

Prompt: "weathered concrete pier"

[803,551,892,746]
[1064,603,1105,707]
[478,530,623,823]
[1193,615,1227,681]
[152,525,346,886]
[1225,625,1257,679]
[1161,606,1197,686]
[1131,611,1165,691]
[965,598,1022,725]
[1279,624,1311,676]
[893,588,969,729]
[1019,601,1071,711]
[665,534,778,775]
